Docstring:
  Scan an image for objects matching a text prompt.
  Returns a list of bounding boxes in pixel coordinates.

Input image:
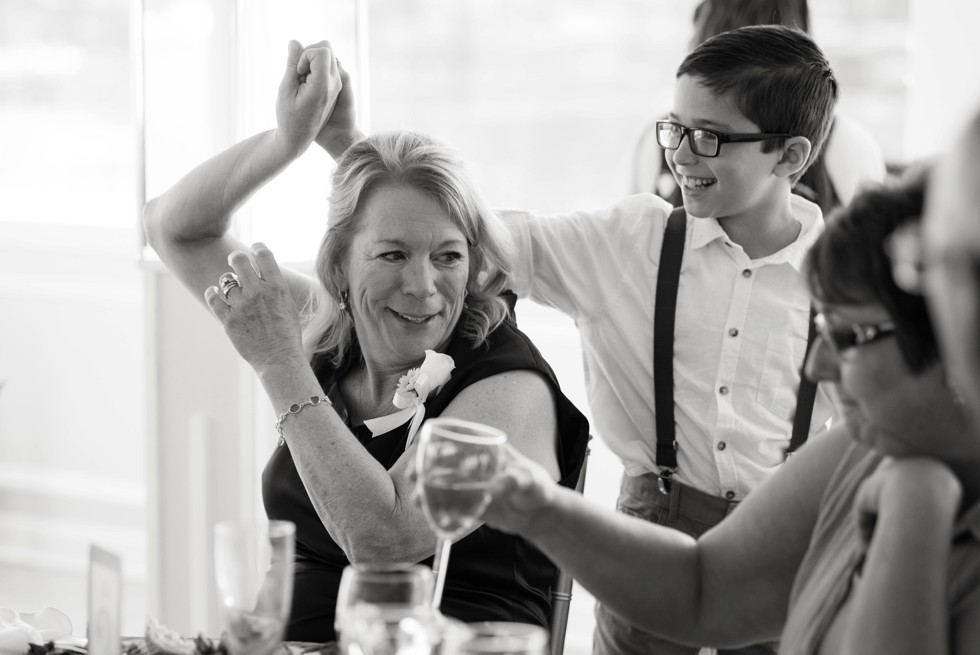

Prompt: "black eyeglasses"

[814,312,896,354]
[655,120,794,158]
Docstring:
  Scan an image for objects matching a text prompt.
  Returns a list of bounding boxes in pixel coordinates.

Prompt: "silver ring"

[218,272,241,300]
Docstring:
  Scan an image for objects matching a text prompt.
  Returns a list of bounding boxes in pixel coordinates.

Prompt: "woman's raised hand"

[275,40,342,158]
[204,243,307,373]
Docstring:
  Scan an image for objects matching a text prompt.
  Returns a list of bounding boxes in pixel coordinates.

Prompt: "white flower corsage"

[392,350,455,449]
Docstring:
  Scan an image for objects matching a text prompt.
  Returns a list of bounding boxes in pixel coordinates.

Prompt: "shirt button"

[719,386,729,395]
[717,441,727,451]
[728,328,739,337]
[742,269,752,278]
[725,491,736,500]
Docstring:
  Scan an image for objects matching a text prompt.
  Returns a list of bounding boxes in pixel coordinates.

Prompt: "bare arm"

[840,458,961,654]
[143,40,341,305]
[484,425,853,647]
[209,245,560,564]
[313,59,366,161]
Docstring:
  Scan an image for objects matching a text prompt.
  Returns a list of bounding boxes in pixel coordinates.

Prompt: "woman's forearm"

[256,360,440,564]
[144,129,298,246]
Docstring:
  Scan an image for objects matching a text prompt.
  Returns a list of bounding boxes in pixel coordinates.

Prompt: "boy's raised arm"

[314,57,366,160]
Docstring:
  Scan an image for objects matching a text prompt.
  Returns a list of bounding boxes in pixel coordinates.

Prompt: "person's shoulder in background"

[822,111,887,206]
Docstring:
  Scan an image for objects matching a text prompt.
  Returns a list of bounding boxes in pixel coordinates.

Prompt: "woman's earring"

[339,290,348,311]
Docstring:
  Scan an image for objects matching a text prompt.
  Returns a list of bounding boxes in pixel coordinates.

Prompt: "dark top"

[262,317,590,643]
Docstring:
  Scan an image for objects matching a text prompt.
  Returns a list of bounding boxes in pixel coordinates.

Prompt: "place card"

[87,545,121,655]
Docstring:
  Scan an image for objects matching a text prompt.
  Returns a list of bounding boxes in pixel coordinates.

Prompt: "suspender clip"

[657,468,675,495]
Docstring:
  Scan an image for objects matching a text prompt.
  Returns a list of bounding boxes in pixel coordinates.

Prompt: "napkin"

[0,608,73,654]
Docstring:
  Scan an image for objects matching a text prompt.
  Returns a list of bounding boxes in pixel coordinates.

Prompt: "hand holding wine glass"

[415,417,507,609]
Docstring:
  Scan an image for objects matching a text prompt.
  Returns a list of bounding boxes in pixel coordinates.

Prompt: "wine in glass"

[415,417,507,608]
[335,563,437,655]
[213,520,295,655]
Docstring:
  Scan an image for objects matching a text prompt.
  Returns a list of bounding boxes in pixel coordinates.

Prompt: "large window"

[0,1,136,228]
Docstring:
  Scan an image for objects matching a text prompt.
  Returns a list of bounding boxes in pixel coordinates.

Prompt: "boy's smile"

[666,74,791,231]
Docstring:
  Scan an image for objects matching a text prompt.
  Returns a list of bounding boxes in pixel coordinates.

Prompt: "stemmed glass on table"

[335,563,440,655]
[415,417,507,609]
[213,520,296,655]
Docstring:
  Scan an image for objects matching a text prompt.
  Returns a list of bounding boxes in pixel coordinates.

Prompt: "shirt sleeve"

[498,194,672,322]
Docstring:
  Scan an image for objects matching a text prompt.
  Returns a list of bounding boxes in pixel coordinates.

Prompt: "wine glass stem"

[432,537,452,609]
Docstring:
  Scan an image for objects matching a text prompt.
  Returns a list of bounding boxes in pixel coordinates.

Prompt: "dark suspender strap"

[654,207,687,474]
[787,307,819,457]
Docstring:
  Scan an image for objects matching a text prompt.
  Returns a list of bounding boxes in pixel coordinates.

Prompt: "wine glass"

[415,417,507,608]
[335,563,437,655]
[457,622,548,655]
[213,520,295,655]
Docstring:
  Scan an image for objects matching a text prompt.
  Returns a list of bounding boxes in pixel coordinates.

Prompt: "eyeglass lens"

[816,313,895,352]
[657,123,718,157]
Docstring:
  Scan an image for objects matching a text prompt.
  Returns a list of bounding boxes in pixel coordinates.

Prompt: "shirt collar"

[686,194,824,271]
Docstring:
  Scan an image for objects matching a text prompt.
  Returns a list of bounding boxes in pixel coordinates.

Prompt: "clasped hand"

[275,39,356,158]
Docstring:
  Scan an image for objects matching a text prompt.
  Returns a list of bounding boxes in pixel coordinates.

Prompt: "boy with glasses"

[315,24,839,655]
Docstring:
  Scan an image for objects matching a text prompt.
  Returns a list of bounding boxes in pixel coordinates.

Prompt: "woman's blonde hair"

[301,131,515,367]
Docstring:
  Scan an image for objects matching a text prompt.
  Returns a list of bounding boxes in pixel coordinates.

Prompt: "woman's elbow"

[342,531,429,565]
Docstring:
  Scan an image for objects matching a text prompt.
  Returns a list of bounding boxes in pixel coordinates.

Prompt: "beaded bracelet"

[275,395,332,446]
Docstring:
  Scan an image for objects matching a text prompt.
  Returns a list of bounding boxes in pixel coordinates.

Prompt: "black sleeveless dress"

[262,317,590,642]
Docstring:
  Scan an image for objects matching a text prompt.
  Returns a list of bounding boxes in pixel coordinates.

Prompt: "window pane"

[231,0,359,263]
[0,0,135,228]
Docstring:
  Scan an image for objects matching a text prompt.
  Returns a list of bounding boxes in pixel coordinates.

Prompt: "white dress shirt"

[500,193,836,498]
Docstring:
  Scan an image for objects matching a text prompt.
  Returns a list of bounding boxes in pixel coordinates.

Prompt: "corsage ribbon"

[390,350,455,450]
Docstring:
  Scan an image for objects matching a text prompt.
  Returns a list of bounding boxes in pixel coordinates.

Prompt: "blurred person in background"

[925,109,980,433]
[630,0,886,215]
[142,40,588,643]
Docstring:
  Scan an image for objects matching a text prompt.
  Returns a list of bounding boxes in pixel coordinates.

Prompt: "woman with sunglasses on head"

[481,170,980,654]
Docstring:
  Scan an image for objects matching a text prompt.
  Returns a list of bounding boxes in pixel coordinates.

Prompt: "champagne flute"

[213,520,295,655]
[335,563,436,655]
[415,417,507,609]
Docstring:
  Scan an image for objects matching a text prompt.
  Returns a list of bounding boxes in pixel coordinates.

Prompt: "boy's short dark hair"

[805,169,938,373]
[677,24,838,183]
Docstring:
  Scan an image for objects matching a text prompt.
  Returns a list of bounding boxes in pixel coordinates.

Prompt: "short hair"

[691,0,810,46]
[805,169,938,372]
[677,24,838,183]
[302,131,515,367]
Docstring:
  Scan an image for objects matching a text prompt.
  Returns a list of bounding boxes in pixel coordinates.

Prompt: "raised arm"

[313,57,366,160]
[142,40,341,304]
[484,425,853,648]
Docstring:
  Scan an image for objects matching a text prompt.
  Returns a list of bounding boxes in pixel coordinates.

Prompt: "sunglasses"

[814,312,897,354]
[656,120,794,158]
